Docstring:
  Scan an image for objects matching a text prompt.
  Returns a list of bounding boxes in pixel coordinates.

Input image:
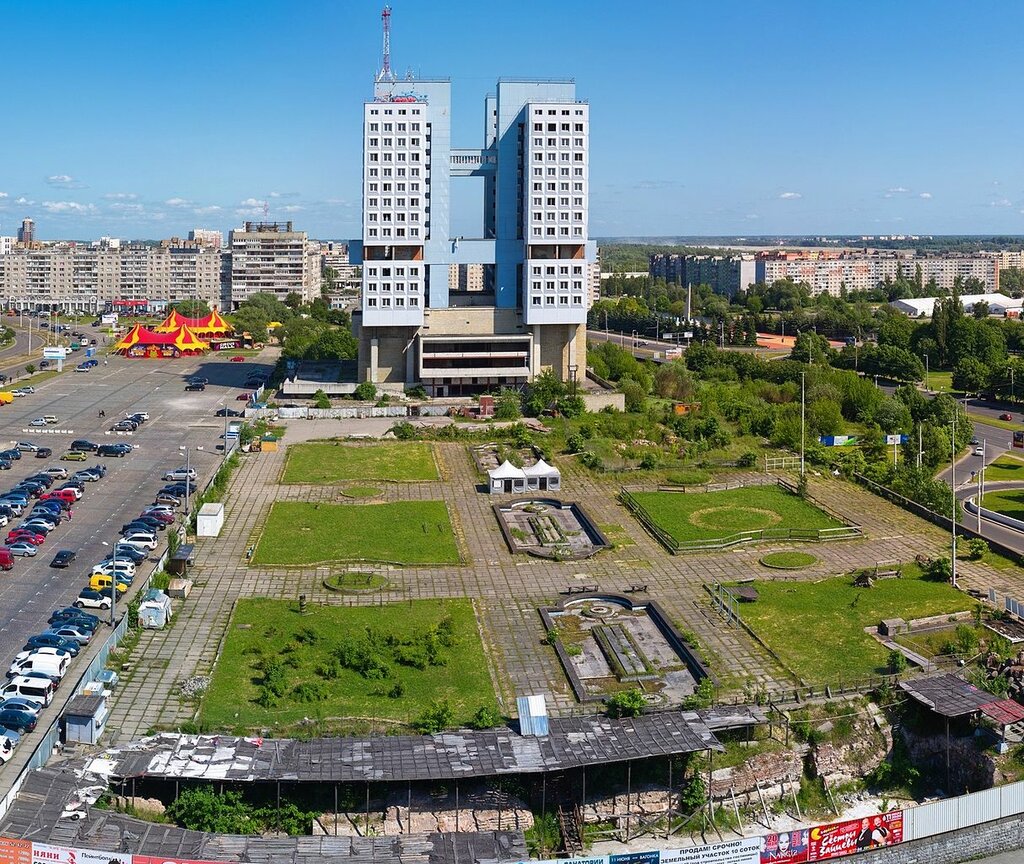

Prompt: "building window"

[572,295,582,305]
[545,296,555,305]
[409,297,418,306]
[559,296,568,305]
[367,297,377,306]
[532,296,541,305]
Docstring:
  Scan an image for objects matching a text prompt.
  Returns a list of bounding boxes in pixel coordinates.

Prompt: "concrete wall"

[858,813,1024,863]
[582,391,625,412]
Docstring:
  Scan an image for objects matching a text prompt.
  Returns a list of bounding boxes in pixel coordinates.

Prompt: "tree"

[173,299,211,318]
[494,389,521,420]
[972,300,991,319]
[952,357,990,394]
[413,699,455,733]
[620,379,647,413]
[24,364,35,375]
[653,361,695,401]
[353,381,377,401]
[312,389,330,409]
[808,399,843,436]
[284,291,303,310]
[524,369,565,416]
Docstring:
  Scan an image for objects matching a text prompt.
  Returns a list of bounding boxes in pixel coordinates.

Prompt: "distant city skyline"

[2,0,1024,240]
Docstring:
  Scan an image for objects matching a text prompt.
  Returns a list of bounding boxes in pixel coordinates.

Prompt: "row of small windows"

[533,108,585,116]
[367,213,420,223]
[532,226,584,237]
[531,266,585,276]
[533,182,585,193]
[532,281,585,290]
[365,266,420,277]
[530,295,584,306]
[367,168,421,177]
[366,228,420,238]
[367,198,421,207]
[533,168,586,178]
[368,152,421,162]
[530,212,585,222]
[365,282,420,292]
[366,297,419,307]
[367,109,422,118]
[367,137,422,147]
[532,138,585,148]
[533,152,586,162]
[367,183,421,192]
[533,197,584,206]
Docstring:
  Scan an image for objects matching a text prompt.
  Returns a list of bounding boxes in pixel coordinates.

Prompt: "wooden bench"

[626,584,649,594]
[565,584,598,595]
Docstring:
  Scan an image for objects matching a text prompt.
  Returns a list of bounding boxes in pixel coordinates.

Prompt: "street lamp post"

[951,415,957,589]
[179,445,192,530]
[977,439,985,534]
[110,539,117,628]
[924,354,929,392]
[800,371,806,476]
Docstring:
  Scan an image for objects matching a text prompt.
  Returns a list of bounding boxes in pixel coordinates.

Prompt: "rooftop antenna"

[376,5,397,83]
[262,200,270,220]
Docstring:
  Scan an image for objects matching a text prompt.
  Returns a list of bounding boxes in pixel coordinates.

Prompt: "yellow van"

[89,574,128,594]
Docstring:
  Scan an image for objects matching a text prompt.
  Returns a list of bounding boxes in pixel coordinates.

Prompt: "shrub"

[887,649,908,674]
[681,678,714,710]
[566,433,585,454]
[737,451,758,468]
[494,389,522,421]
[353,381,377,401]
[606,688,646,718]
[468,705,502,730]
[965,537,989,560]
[293,681,329,703]
[924,557,953,582]
[390,421,418,440]
[312,389,331,409]
[413,699,455,734]
[639,451,658,470]
[387,681,405,699]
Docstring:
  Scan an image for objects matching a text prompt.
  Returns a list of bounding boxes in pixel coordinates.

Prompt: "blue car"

[0,708,36,733]
[24,634,80,656]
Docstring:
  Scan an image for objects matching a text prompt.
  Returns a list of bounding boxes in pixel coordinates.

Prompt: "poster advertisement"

[662,837,760,864]
[610,853,660,864]
[807,811,903,860]
[759,829,809,863]
[0,838,32,864]
[133,858,226,864]
[31,843,131,864]
[1013,430,1024,450]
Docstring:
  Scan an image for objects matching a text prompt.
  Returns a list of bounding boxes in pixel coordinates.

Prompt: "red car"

[141,510,175,524]
[230,355,246,362]
[236,393,251,401]
[6,530,44,545]
[1000,413,1014,421]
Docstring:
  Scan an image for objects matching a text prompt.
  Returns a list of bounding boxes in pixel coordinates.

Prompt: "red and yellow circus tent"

[154,308,232,336]
[113,323,209,358]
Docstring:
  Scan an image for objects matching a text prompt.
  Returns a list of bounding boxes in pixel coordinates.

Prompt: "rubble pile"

[710,747,805,807]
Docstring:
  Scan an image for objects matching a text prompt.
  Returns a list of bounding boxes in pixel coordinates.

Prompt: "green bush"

[965,537,989,560]
[468,705,502,730]
[606,688,646,718]
[389,421,418,440]
[681,678,714,710]
[353,381,377,401]
[413,699,455,734]
[494,389,522,420]
[737,451,758,468]
[312,389,331,409]
[887,649,908,674]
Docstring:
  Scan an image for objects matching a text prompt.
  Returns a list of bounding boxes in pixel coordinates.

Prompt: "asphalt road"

[0,351,271,770]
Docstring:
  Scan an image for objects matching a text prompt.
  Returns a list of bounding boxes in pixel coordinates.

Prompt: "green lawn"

[760,551,818,570]
[983,453,1024,482]
[736,567,970,681]
[282,441,438,484]
[925,370,955,393]
[630,486,841,543]
[981,488,1024,522]
[252,500,460,565]
[201,598,497,732]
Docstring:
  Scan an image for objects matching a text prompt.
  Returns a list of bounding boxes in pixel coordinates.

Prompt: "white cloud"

[46,174,86,189]
[15,197,34,205]
[192,205,222,215]
[280,204,303,213]
[918,192,932,199]
[103,192,137,201]
[164,197,191,207]
[887,186,910,194]
[991,197,1013,208]
[239,197,266,208]
[745,213,760,220]
[0,192,7,200]
[778,191,802,200]
[41,200,97,214]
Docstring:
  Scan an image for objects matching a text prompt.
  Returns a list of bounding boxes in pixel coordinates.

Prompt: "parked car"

[128,411,150,421]
[140,509,175,524]
[96,444,129,458]
[49,607,99,627]
[230,355,245,362]
[235,393,251,401]
[164,467,197,481]
[74,588,113,610]
[0,460,11,470]
[24,634,79,656]
[61,451,89,462]
[185,382,206,392]
[0,730,18,762]
[123,516,165,532]
[0,449,20,462]
[111,420,137,432]
[162,481,197,495]
[16,442,39,452]
[69,440,98,453]
[34,448,52,459]
[153,493,182,507]
[44,625,91,645]
[120,532,157,550]
[1000,413,1014,421]
[111,544,148,563]
[0,708,36,734]
[215,407,243,417]
[29,418,47,427]
[50,550,76,568]
[0,699,39,719]
[6,530,44,545]
[7,542,38,556]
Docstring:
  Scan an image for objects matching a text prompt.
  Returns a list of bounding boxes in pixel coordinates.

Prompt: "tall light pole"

[800,371,806,476]
[951,414,957,589]
[977,439,985,534]
[179,445,192,531]
[924,354,930,392]
[110,539,117,628]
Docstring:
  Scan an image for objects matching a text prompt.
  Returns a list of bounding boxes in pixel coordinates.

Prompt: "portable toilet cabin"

[137,589,173,629]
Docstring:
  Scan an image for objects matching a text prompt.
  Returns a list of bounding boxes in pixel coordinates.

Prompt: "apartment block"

[0,236,13,256]
[354,71,595,396]
[650,253,757,297]
[227,221,320,308]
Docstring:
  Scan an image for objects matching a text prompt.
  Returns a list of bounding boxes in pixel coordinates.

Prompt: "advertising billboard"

[807,811,903,860]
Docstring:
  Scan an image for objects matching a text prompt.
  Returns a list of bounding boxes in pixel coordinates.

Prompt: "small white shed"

[138,589,173,629]
[196,502,225,537]
[63,694,108,745]
[523,459,561,492]
[488,460,527,494]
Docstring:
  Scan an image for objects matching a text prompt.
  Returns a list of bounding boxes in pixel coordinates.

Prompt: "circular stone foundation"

[688,505,782,531]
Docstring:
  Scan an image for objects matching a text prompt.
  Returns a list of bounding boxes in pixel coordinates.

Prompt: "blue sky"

[2,0,1023,240]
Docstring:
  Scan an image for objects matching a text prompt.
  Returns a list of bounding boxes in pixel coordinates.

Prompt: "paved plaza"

[105,433,1018,739]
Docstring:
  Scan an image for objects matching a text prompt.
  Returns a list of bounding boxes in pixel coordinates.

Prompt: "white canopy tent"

[522,458,561,492]
[488,460,527,494]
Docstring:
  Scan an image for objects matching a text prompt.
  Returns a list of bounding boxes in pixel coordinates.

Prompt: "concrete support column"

[532,325,542,379]
[405,338,416,385]
[369,338,379,384]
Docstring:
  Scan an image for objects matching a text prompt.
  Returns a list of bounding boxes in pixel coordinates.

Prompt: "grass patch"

[760,551,818,570]
[981,488,1024,522]
[324,571,391,592]
[16,369,62,388]
[925,370,955,393]
[342,485,383,498]
[282,441,438,484]
[735,565,970,681]
[630,485,840,544]
[969,412,1022,432]
[200,598,496,732]
[983,453,1024,482]
[894,624,991,660]
[252,501,459,566]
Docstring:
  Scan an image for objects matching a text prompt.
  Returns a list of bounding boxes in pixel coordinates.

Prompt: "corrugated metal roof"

[900,673,1000,718]
[515,695,548,736]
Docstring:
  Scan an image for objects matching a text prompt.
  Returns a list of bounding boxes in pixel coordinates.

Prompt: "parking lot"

[0,350,274,768]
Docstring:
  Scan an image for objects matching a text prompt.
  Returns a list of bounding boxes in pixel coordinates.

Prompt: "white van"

[120,531,157,550]
[42,415,59,425]
[7,652,69,681]
[1,676,55,707]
